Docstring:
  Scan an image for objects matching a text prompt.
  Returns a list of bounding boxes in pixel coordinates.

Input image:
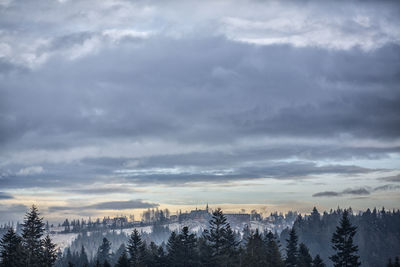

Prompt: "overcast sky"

[1,0,400,222]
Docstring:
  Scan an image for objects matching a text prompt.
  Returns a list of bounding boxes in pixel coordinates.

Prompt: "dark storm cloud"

[48,199,158,212]
[0,192,13,199]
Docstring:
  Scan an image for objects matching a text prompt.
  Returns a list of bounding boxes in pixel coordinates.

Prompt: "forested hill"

[280,207,400,267]
[1,206,400,267]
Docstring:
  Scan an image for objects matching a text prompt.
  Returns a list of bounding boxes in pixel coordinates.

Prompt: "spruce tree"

[198,235,213,267]
[127,229,147,267]
[116,250,130,267]
[22,205,45,267]
[330,210,361,267]
[180,226,198,266]
[167,231,183,266]
[285,228,298,267]
[103,259,111,267]
[225,224,240,266]
[395,257,400,267]
[205,208,231,266]
[79,245,89,267]
[0,227,25,267]
[264,231,284,267]
[42,234,57,267]
[97,237,112,265]
[312,255,325,267]
[298,243,312,267]
[243,229,265,267]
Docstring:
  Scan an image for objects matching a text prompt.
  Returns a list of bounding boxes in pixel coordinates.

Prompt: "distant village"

[0,205,300,238]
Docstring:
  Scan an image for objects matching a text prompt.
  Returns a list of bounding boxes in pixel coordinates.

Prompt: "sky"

[0,0,400,223]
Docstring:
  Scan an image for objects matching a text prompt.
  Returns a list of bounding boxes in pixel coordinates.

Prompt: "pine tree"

[103,259,111,267]
[312,255,325,267]
[243,229,265,267]
[298,243,312,267]
[22,205,45,267]
[285,228,298,267]
[180,226,198,266]
[97,237,112,265]
[330,210,361,267]
[225,224,240,266]
[205,208,231,266]
[167,231,183,266]
[79,245,89,267]
[0,227,25,267]
[395,257,400,267]
[116,250,130,267]
[42,234,57,267]
[264,231,284,267]
[198,235,213,267]
[127,229,147,267]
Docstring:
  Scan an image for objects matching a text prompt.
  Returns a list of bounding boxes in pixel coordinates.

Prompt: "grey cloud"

[0,0,399,209]
[48,199,158,212]
[313,187,371,197]
[373,184,400,192]
[0,160,376,189]
[342,188,370,195]
[62,187,137,195]
[379,174,400,183]
[312,191,340,197]
[0,192,14,199]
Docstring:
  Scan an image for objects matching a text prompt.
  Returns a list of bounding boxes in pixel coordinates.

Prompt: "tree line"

[1,206,400,267]
[0,205,57,267]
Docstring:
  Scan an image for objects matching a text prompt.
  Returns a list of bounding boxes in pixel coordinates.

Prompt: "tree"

[0,228,25,267]
[264,231,284,267]
[243,229,265,267]
[97,237,112,265]
[395,257,400,267]
[116,250,130,267]
[42,234,57,267]
[312,255,325,267]
[167,231,183,266]
[224,224,240,266]
[180,226,198,266]
[128,229,147,267]
[79,245,89,267]
[298,243,312,267]
[285,228,298,267]
[205,208,232,266]
[22,205,45,267]
[330,210,361,267]
[103,259,111,267]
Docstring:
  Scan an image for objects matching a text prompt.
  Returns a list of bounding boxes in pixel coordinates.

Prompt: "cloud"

[373,184,400,192]
[16,166,43,176]
[312,191,340,197]
[48,199,158,212]
[313,184,400,197]
[379,174,400,183]
[0,0,399,220]
[313,187,371,197]
[0,192,13,199]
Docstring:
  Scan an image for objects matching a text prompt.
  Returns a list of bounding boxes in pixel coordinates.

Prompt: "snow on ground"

[50,232,79,251]
[48,220,282,251]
